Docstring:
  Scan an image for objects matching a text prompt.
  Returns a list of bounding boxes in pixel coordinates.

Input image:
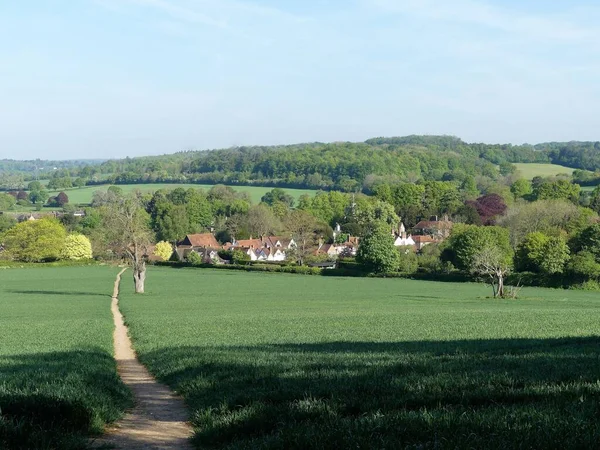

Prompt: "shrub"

[186,251,203,265]
[153,241,173,261]
[60,234,93,260]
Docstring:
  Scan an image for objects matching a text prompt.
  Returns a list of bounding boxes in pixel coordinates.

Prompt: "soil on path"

[92,268,194,450]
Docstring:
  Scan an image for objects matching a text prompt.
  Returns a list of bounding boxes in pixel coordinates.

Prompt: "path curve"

[93,268,194,450]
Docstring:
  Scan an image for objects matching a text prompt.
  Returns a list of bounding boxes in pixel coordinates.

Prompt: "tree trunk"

[133,260,146,294]
[497,273,505,298]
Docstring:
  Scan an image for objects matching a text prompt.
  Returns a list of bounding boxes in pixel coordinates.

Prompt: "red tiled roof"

[414,221,452,229]
[236,239,263,249]
[182,233,219,248]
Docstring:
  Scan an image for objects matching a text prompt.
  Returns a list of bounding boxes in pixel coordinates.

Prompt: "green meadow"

[47,183,317,206]
[514,163,575,179]
[0,266,132,449]
[119,267,600,450]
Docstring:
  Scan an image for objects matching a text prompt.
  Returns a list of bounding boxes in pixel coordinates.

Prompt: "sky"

[1,0,599,160]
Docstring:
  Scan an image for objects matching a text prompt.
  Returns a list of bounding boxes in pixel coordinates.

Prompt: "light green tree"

[60,234,93,260]
[2,218,67,262]
[153,241,173,261]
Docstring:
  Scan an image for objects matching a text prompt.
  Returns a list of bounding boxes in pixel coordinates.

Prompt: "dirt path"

[92,268,194,450]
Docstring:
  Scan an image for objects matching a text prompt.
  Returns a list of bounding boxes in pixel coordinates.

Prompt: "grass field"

[119,267,600,449]
[46,184,317,206]
[0,266,131,449]
[514,163,575,179]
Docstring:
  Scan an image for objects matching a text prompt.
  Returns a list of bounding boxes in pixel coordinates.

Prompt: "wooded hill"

[4,136,600,192]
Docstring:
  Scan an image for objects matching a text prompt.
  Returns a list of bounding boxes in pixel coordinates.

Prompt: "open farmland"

[514,163,575,179]
[0,266,132,449]
[119,267,600,450]
[47,184,317,206]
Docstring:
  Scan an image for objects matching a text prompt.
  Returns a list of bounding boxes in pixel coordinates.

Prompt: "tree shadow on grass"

[6,290,111,298]
[0,349,132,450]
[140,336,600,450]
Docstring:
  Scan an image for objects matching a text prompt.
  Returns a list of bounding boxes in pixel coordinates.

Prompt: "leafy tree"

[2,218,67,262]
[74,177,86,188]
[27,181,42,191]
[533,180,580,203]
[28,189,48,205]
[0,215,16,233]
[510,179,533,200]
[539,237,570,274]
[185,189,213,230]
[568,251,600,279]
[574,224,600,262]
[356,223,399,273]
[455,203,482,225]
[261,188,295,208]
[60,234,93,260]
[0,193,16,211]
[152,241,172,261]
[445,225,512,273]
[498,200,597,247]
[153,202,191,242]
[101,194,153,293]
[516,232,569,274]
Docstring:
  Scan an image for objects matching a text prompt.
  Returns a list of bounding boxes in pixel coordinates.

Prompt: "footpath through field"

[92,268,193,450]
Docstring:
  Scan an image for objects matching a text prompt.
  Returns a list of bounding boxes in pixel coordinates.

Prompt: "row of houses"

[174,217,454,264]
[175,233,300,263]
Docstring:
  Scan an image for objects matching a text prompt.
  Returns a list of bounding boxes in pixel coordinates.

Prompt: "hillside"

[2,136,600,193]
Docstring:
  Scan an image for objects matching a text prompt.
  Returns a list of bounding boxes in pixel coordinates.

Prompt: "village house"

[413,216,453,239]
[393,223,416,247]
[230,235,297,262]
[175,233,220,261]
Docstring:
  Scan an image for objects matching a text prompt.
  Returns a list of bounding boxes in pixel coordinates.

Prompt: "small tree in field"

[153,241,173,261]
[101,193,153,294]
[61,234,93,260]
[471,245,512,298]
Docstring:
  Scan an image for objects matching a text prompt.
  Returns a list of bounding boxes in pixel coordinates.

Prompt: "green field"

[119,267,600,449]
[47,184,317,206]
[0,266,131,449]
[514,163,575,179]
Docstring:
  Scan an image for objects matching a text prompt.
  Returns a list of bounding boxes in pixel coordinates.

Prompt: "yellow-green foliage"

[2,218,67,262]
[60,233,93,260]
[153,241,173,261]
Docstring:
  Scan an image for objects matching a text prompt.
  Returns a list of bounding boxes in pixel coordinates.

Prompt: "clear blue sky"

[1,0,599,159]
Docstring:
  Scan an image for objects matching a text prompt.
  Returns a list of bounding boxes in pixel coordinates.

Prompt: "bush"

[153,241,173,261]
[60,234,93,260]
[574,279,600,291]
[186,251,203,265]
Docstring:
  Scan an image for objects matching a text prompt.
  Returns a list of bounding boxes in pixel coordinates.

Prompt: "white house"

[393,223,416,247]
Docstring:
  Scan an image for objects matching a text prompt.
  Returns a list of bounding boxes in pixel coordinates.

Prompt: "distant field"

[0,266,131,449]
[120,267,600,449]
[46,183,317,206]
[514,163,575,179]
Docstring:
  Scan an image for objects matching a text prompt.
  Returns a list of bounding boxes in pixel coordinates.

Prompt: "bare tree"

[470,245,512,298]
[101,193,153,294]
[284,210,318,265]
